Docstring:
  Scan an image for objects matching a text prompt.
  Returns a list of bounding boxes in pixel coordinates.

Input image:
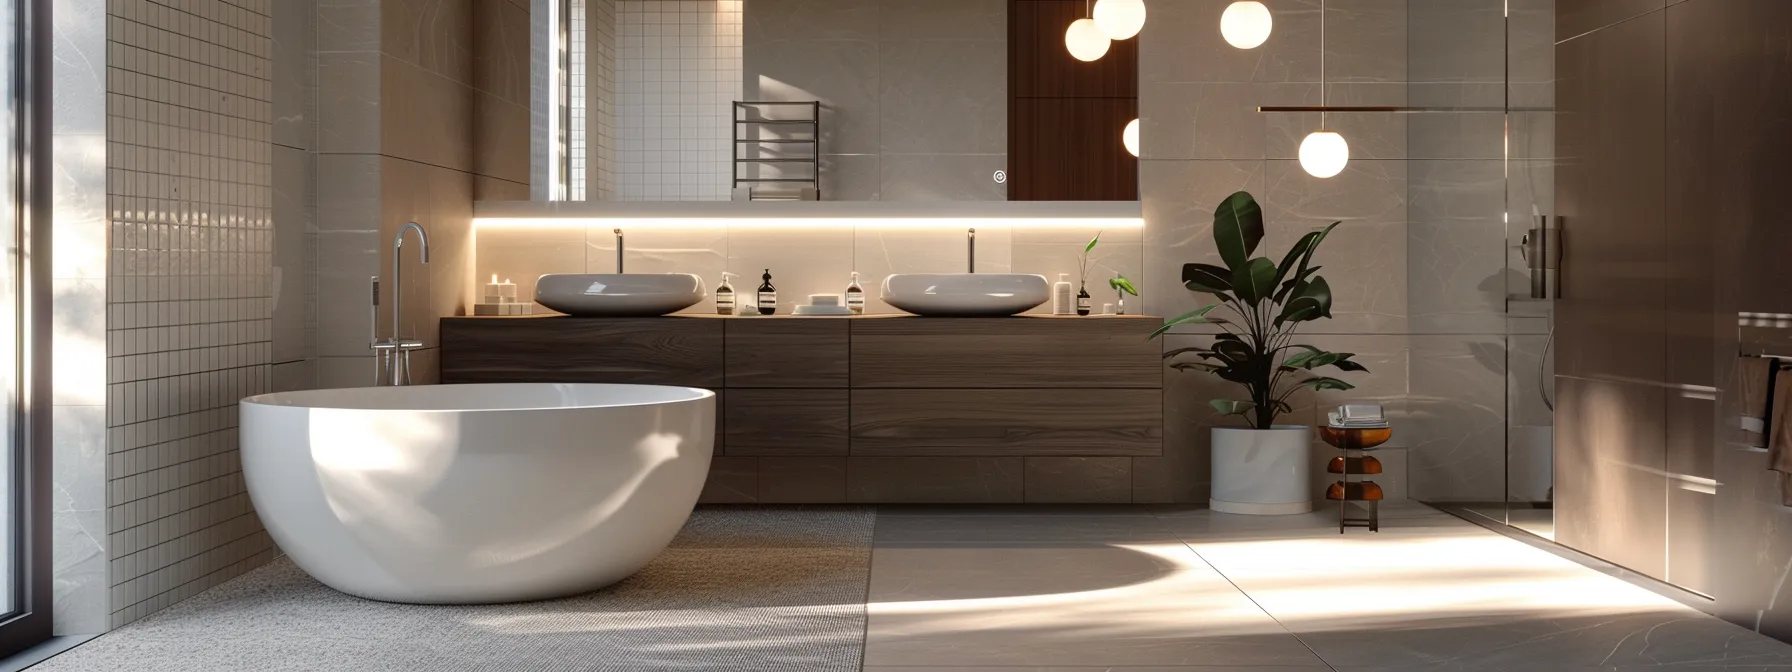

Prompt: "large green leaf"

[1147,304,1220,339]
[1285,221,1338,293]
[1085,231,1103,255]
[1277,295,1324,325]
[1109,275,1139,296]
[1297,376,1356,392]
[1275,265,1323,303]
[1182,263,1234,294]
[1299,276,1334,318]
[1209,399,1257,416]
[1273,230,1324,290]
[1230,257,1277,305]
[1330,357,1369,372]
[1212,191,1264,272]
[1162,346,1211,359]
[1170,362,1221,374]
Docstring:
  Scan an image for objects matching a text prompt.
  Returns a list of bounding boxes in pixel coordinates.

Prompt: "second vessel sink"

[535,274,706,317]
[881,273,1050,317]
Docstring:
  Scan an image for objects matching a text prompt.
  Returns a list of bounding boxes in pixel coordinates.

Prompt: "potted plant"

[1109,274,1137,315]
[1149,191,1367,515]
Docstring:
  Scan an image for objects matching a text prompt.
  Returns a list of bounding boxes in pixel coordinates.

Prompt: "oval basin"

[881,273,1050,317]
[535,273,706,317]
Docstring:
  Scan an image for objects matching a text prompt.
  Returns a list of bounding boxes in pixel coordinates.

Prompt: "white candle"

[484,274,517,303]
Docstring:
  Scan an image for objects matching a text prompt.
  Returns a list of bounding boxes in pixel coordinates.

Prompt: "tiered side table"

[1320,425,1392,533]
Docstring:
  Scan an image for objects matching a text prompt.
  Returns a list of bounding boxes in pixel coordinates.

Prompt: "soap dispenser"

[1053,273,1073,315]
[756,269,778,315]
[845,272,865,315]
[715,272,738,315]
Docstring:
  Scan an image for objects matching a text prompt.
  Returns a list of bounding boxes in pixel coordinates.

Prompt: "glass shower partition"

[1404,0,1557,538]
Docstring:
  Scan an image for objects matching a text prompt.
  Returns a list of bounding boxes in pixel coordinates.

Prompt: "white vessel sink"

[881,273,1050,317]
[535,274,706,317]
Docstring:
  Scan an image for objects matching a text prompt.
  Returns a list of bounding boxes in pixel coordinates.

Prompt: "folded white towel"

[1328,404,1389,429]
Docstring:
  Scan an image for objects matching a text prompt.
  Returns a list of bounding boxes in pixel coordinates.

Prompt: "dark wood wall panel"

[1660,0,1792,640]
[1008,0,1139,201]
[1009,98,1139,201]
[1010,0,1138,98]
[1554,6,1670,585]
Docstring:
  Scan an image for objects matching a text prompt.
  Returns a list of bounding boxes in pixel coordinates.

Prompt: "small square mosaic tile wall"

[104,0,278,628]
[614,0,741,201]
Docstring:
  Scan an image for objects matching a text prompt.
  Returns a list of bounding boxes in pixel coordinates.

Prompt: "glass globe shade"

[1299,130,1350,178]
[1065,19,1112,62]
[1093,0,1147,40]
[1123,118,1141,157]
[1220,1,1273,50]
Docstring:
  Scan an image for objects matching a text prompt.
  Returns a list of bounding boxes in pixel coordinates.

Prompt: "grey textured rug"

[33,507,876,672]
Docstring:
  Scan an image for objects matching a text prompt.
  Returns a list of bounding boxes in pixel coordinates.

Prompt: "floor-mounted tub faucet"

[615,228,625,273]
[374,222,430,386]
[967,228,976,273]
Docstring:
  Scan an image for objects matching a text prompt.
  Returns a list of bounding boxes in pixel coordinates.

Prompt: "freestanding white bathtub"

[239,383,715,604]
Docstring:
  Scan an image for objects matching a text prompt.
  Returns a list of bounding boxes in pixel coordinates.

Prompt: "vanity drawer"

[724,319,849,388]
[440,317,724,387]
[724,389,850,456]
[850,317,1161,388]
[849,388,1162,457]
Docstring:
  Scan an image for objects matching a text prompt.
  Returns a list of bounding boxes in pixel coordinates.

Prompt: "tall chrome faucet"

[373,222,431,386]
[615,228,625,273]
[967,228,976,273]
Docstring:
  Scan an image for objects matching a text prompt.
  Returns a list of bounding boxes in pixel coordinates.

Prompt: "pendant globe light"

[1123,118,1141,157]
[1065,19,1111,62]
[1299,0,1348,178]
[1093,0,1147,40]
[1220,1,1273,49]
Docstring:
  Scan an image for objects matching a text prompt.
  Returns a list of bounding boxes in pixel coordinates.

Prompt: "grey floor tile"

[864,542,1326,667]
[875,513,1181,545]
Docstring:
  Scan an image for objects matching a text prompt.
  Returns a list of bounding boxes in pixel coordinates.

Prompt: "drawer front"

[440,317,723,387]
[725,319,849,388]
[851,317,1161,388]
[725,389,849,456]
[850,388,1162,456]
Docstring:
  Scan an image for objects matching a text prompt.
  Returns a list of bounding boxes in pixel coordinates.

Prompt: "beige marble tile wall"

[741,0,1007,201]
[1138,0,1416,504]
[613,0,741,201]
[51,0,111,636]
[315,0,532,388]
[273,0,318,394]
[103,0,280,628]
[474,222,1144,318]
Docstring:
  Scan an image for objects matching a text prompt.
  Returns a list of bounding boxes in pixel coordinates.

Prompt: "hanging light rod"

[1259,105,1555,113]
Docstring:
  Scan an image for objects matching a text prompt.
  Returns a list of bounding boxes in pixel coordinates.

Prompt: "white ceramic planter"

[1210,425,1313,515]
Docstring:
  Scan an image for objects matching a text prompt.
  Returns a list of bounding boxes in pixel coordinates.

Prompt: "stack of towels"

[1328,404,1390,430]
[1739,356,1792,506]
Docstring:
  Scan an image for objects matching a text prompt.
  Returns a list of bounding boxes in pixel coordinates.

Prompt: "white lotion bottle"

[1053,273,1073,315]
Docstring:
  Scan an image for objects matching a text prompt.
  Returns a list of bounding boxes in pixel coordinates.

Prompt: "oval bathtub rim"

[239,382,717,414]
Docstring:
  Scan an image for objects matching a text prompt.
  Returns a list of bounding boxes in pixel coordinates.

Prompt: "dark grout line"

[1152,509,1342,672]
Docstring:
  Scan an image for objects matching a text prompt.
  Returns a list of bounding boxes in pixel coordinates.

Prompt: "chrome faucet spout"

[615,228,624,273]
[967,228,976,274]
[385,221,430,385]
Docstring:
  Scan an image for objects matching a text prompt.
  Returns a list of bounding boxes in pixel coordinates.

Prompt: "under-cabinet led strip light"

[473,217,1146,231]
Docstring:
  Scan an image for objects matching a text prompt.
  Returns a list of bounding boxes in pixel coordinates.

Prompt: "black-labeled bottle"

[1076,282,1092,316]
[715,272,737,315]
[845,272,866,315]
[757,269,778,315]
